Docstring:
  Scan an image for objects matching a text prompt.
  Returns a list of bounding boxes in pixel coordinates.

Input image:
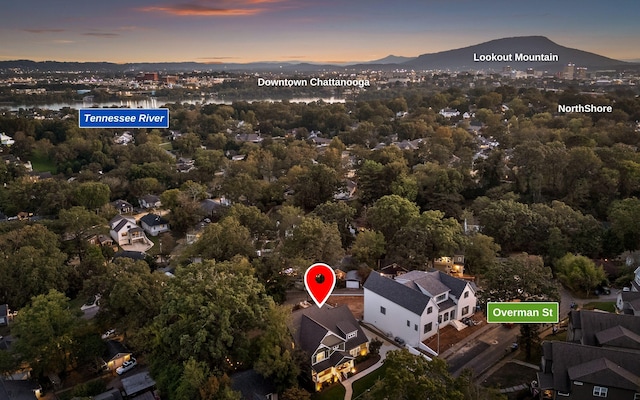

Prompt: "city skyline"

[4,0,640,63]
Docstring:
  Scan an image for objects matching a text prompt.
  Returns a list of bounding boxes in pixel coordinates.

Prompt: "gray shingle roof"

[594,325,640,350]
[363,271,430,315]
[438,271,470,298]
[570,310,640,347]
[567,357,639,391]
[289,305,367,363]
[542,341,640,392]
[140,213,168,227]
[412,274,450,297]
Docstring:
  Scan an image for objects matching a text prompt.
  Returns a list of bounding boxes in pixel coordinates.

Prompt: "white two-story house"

[363,270,476,349]
[109,215,147,247]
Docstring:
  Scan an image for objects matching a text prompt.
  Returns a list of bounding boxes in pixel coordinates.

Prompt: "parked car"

[394,337,406,346]
[116,358,137,375]
[101,329,116,339]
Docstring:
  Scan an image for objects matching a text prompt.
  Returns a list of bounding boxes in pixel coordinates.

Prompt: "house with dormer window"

[289,305,369,392]
[109,215,148,247]
[363,270,476,348]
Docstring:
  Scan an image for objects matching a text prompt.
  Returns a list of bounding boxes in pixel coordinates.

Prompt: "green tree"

[609,197,640,250]
[480,254,559,362]
[283,217,344,267]
[463,233,500,274]
[12,290,80,376]
[84,259,167,344]
[367,350,463,400]
[555,253,607,296]
[352,229,386,268]
[388,211,464,270]
[149,259,273,397]
[289,164,341,211]
[312,201,356,247]
[367,195,420,241]
[188,217,254,262]
[72,182,111,210]
[58,206,106,260]
[480,254,559,304]
[254,305,300,392]
[0,224,68,308]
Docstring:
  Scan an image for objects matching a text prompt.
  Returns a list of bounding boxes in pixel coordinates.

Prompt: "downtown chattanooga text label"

[257,78,370,88]
[473,52,559,62]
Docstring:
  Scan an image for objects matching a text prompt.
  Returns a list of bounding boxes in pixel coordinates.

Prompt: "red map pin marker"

[304,263,336,308]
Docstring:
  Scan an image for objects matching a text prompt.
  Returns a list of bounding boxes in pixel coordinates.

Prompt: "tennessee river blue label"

[79,109,169,128]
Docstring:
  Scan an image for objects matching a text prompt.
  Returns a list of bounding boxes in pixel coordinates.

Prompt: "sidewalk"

[342,326,396,400]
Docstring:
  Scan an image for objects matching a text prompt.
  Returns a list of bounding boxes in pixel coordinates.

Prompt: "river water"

[2,96,346,111]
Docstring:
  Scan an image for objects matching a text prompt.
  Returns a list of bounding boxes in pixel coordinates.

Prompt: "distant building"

[140,213,170,237]
[0,133,15,146]
[138,194,161,209]
[439,108,460,118]
[136,73,159,82]
[563,63,575,80]
[111,200,134,214]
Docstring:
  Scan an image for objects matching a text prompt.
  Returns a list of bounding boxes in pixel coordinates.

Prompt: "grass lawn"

[159,142,173,150]
[147,235,160,255]
[352,363,387,398]
[311,384,346,400]
[545,330,567,342]
[30,150,56,172]
[582,301,616,313]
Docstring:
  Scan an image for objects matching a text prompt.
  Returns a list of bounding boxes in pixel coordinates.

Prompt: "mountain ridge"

[0,36,634,73]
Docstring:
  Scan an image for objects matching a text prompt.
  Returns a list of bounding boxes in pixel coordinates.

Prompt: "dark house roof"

[0,380,39,400]
[140,194,160,204]
[569,310,640,348]
[104,340,131,361]
[121,372,156,397]
[379,263,408,277]
[363,271,431,315]
[289,305,368,371]
[140,213,168,227]
[541,341,640,393]
[230,369,276,400]
[111,200,133,213]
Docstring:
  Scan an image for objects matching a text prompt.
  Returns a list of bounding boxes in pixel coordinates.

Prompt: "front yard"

[351,363,388,398]
[310,383,346,400]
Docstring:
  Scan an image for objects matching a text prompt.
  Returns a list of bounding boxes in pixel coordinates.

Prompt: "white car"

[101,329,116,339]
[116,358,137,375]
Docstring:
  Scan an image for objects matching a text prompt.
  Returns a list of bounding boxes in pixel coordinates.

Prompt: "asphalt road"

[448,287,620,378]
[449,324,520,377]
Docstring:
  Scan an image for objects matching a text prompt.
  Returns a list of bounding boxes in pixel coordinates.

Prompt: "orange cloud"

[140,0,288,16]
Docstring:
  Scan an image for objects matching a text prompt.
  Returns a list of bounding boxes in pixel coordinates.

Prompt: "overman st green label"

[486,302,559,323]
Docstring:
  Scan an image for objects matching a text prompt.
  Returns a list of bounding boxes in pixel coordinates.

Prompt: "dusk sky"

[4,0,640,63]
